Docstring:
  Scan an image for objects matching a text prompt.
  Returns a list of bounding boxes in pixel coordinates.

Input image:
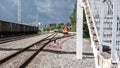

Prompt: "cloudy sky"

[0,0,75,27]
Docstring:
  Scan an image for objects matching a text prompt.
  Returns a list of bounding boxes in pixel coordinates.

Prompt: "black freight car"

[0,20,38,37]
[0,20,10,37]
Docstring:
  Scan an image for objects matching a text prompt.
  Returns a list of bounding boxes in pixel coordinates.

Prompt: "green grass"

[84,38,91,41]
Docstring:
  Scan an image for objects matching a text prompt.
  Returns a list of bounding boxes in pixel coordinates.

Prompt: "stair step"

[86,7,89,10]
[93,36,97,40]
[94,39,98,42]
[88,17,91,20]
[89,18,93,24]
[111,63,118,68]
[84,2,87,5]
[93,33,96,36]
[95,42,99,49]
[87,12,90,15]
[90,21,93,24]
[91,26,94,29]
[82,0,86,2]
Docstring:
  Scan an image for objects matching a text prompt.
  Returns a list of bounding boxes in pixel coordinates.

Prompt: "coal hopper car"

[0,20,38,37]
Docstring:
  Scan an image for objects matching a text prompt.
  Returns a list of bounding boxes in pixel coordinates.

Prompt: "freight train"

[0,20,38,37]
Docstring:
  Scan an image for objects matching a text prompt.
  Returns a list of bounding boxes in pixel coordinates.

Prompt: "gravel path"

[26,35,95,68]
[0,33,51,60]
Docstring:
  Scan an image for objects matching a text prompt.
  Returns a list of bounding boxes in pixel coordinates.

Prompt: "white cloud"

[27,14,36,20]
[0,0,75,25]
[1,5,6,10]
[35,0,52,14]
[11,0,18,5]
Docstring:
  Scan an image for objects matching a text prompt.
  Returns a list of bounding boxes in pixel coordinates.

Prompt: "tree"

[69,1,89,38]
[69,1,76,32]
[83,9,90,38]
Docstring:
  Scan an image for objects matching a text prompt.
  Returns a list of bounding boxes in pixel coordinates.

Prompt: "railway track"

[0,33,75,68]
[0,33,46,44]
[0,33,56,68]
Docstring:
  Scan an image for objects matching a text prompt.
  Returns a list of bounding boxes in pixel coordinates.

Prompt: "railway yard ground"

[0,32,95,68]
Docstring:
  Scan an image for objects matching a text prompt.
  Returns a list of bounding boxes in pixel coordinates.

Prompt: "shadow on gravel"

[42,49,76,54]
[42,49,94,58]
[83,52,93,55]
[60,36,75,44]
[83,52,94,58]
[0,48,38,51]
[0,48,94,58]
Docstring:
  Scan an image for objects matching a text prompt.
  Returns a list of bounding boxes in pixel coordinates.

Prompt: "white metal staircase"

[83,0,120,68]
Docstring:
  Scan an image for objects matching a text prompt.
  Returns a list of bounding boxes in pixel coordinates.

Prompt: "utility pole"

[18,0,21,24]
[36,10,39,25]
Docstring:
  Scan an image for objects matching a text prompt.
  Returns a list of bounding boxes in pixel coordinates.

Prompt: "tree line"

[43,2,89,38]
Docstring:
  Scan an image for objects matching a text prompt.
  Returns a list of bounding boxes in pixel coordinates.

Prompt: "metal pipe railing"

[88,0,120,67]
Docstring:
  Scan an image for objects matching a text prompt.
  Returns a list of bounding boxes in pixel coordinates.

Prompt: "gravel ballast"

[26,35,95,68]
[0,34,51,60]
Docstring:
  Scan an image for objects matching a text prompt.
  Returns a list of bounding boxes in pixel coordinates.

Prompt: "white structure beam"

[112,0,117,62]
[76,0,83,59]
[99,0,104,53]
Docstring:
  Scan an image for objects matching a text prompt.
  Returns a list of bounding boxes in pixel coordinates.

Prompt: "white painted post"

[112,0,117,62]
[76,0,83,59]
[18,0,22,24]
[99,0,104,53]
